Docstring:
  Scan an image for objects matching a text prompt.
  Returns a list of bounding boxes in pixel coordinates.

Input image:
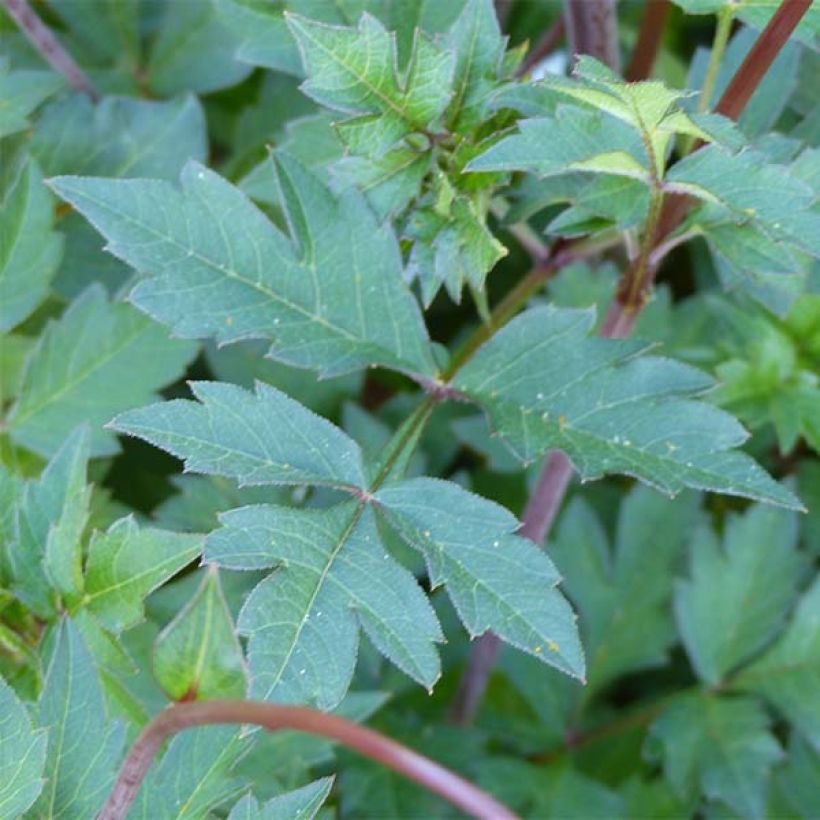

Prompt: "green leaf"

[467,107,649,180]
[550,487,700,695]
[674,505,801,685]
[31,93,207,179]
[735,577,820,750]
[772,735,820,819]
[207,502,442,707]
[10,428,89,619]
[375,477,584,679]
[0,60,63,139]
[49,156,437,378]
[154,565,247,701]
[130,727,248,819]
[113,381,366,492]
[83,516,202,633]
[33,619,124,819]
[287,13,454,153]
[0,675,47,818]
[229,778,334,820]
[0,160,62,332]
[647,694,782,818]
[7,285,198,459]
[452,305,801,508]
[147,0,252,95]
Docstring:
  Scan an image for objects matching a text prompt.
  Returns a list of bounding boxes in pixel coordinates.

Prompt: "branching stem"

[1,0,98,99]
[625,0,671,81]
[99,701,518,820]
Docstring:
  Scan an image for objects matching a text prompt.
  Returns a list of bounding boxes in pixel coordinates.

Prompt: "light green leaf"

[467,107,648,179]
[0,60,63,139]
[130,727,248,819]
[7,285,197,459]
[229,778,334,820]
[735,577,820,750]
[10,428,89,619]
[0,676,47,818]
[674,505,801,685]
[551,487,700,695]
[83,516,202,633]
[452,305,801,508]
[375,477,584,679]
[0,160,62,333]
[49,156,437,378]
[33,619,124,819]
[113,381,366,492]
[208,502,442,707]
[154,566,247,701]
[32,93,207,179]
[647,694,782,818]
[287,13,454,153]
[147,0,252,95]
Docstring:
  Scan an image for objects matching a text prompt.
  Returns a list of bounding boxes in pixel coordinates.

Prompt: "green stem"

[699,7,734,113]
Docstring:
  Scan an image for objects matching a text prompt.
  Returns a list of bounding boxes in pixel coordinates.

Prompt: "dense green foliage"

[1,0,819,817]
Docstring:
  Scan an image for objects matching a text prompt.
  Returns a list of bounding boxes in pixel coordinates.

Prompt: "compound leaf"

[375,477,584,679]
[113,381,366,492]
[228,778,334,820]
[208,502,442,708]
[0,60,62,139]
[674,505,801,685]
[153,565,247,701]
[452,305,801,508]
[0,676,47,818]
[7,285,198,459]
[83,516,202,634]
[49,157,436,379]
[32,619,124,819]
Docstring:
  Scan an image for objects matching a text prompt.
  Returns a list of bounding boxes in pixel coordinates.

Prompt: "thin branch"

[449,451,574,725]
[563,0,621,72]
[517,16,566,77]
[625,0,671,81]
[449,0,813,725]
[100,700,518,820]
[1,0,98,99]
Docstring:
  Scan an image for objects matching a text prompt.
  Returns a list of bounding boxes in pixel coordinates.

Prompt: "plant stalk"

[699,6,734,113]
[517,16,566,77]
[98,700,518,820]
[448,0,813,725]
[563,0,621,72]
[1,0,98,99]
[625,0,671,81]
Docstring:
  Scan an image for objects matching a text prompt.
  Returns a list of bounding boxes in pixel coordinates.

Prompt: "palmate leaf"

[0,676,47,818]
[112,381,367,493]
[675,505,802,685]
[735,577,820,750]
[6,285,198,459]
[49,155,437,379]
[286,12,454,154]
[452,305,801,508]
[0,160,62,333]
[83,516,203,634]
[550,486,700,696]
[32,619,124,819]
[153,565,247,701]
[228,778,334,820]
[207,502,443,708]
[375,478,584,679]
[647,694,782,818]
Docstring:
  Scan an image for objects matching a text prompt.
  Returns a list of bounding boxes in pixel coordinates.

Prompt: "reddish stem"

[518,17,566,77]
[563,0,621,72]
[1,0,98,99]
[625,0,671,81]
[99,700,518,820]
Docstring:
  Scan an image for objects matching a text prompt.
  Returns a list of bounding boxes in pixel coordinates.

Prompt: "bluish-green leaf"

[674,504,801,685]
[375,477,584,679]
[0,676,47,818]
[228,778,334,820]
[32,619,124,819]
[452,305,801,508]
[49,157,437,378]
[113,381,366,492]
[208,502,442,707]
[7,285,198,459]
[0,59,63,139]
[0,160,62,333]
